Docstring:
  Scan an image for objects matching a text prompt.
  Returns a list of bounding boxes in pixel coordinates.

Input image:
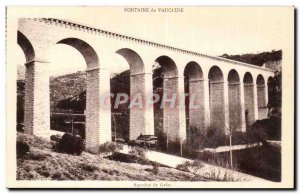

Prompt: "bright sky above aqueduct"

[13,7,291,76]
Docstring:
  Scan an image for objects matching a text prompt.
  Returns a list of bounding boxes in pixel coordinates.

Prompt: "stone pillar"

[85,68,111,148]
[239,83,246,132]
[244,83,256,126]
[253,83,259,121]
[24,59,50,138]
[203,79,210,128]
[144,73,155,136]
[129,72,154,140]
[264,84,269,107]
[177,76,187,142]
[188,79,205,131]
[209,81,226,131]
[264,83,269,117]
[257,84,266,107]
[223,81,230,134]
[163,76,186,142]
[257,84,268,119]
[228,82,243,132]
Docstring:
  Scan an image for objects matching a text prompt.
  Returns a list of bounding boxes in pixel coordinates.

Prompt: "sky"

[13,6,292,76]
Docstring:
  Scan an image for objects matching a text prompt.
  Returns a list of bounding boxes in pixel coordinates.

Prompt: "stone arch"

[184,61,203,80]
[208,66,224,82]
[184,62,204,141]
[115,48,154,140]
[208,66,225,130]
[116,48,144,74]
[57,38,99,69]
[243,72,255,127]
[17,31,35,62]
[153,55,180,143]
[155,55,178,77]
[227,69,242,131]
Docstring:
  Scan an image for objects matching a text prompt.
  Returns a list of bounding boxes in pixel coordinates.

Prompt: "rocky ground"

[17,133,211,181]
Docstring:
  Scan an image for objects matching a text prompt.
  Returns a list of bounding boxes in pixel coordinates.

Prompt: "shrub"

[129,146,147,159]
[186,126,229,151]
[17,140,30,156]
[80,163,99,172]
[17,132,51,150]
[107,152,152,165]
[249,116,281,141]
[85,146,100,155]
[98,141,123,153]
[50,134,61,142]
[204,168,238,182]
[85,142,123,155]
[152,161,159,174]
[26,152,50,161]
[176,161,191,172]
[56,133,85,155]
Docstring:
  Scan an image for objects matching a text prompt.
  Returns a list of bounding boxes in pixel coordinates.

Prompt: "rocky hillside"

[17,132,210,181]
[219,50,282,68]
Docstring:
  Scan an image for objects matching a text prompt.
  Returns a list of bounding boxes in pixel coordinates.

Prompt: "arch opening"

[49,38,100,140]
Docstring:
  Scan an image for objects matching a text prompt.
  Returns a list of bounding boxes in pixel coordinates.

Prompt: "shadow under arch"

[243,72,255,127]
[208,66,225,130]
[227,69,242,131]
[57,38,99,69]
[17,31,35,62]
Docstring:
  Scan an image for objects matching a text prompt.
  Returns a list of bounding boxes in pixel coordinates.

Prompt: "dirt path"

[119,145,272,182]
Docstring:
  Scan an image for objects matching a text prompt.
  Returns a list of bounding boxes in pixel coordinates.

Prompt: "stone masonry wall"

[163,78,180,142]
[85,68,111,148]
[24,61,50,138]
[130,74,145,140]
[188,80,205,131]
[228,83,242,131]
[209,82,225,130]
[244,84,255,125]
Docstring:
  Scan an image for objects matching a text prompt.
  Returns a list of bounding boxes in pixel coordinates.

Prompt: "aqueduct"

[17,18,274,148]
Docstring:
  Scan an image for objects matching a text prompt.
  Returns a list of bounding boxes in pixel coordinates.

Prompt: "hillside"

[17,132,209,181]
[50,72,87,112]
[219,50,282,67]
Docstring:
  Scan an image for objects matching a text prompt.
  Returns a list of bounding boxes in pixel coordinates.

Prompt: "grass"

[17,132,210,181]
